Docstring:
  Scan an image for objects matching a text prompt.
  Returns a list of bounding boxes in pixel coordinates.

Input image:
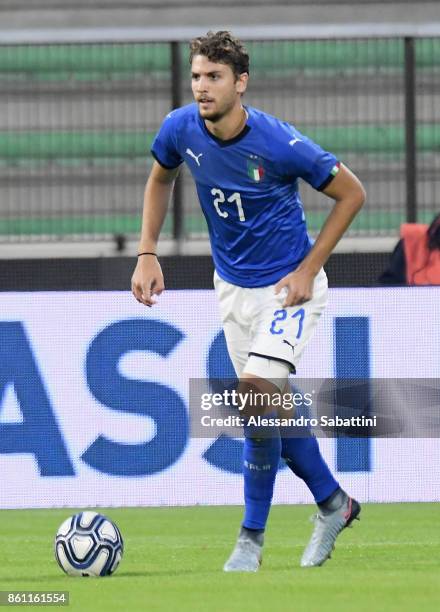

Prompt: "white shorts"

[214,268,328,378]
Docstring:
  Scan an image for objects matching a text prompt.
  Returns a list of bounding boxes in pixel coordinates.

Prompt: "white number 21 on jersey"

[211,188,245,222]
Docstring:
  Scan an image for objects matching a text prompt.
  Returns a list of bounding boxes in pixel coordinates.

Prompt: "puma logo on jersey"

[186,148,203,166]
[289,137,302,146]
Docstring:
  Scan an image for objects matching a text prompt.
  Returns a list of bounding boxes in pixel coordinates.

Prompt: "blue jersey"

[151,103,339,288]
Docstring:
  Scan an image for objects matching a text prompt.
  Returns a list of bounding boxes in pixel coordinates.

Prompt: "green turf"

[0,504,439,612]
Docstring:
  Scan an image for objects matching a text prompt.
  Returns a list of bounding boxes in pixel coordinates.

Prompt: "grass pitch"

[0,504,439,612]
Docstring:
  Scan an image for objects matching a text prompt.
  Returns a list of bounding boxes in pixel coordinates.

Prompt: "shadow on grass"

[7,568,223,583]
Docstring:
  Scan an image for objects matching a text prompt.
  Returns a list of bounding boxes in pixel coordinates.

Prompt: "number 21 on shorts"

[270,308,305,339]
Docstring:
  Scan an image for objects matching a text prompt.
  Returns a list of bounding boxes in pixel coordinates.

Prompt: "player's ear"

[236,72,248,94]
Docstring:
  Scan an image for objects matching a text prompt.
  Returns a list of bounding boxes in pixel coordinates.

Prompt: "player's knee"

[237,356,290,430]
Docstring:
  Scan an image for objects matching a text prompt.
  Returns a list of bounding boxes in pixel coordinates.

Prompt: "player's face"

[191,55,247,122]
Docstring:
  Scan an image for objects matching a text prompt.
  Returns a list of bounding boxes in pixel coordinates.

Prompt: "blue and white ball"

[54,511,123,577]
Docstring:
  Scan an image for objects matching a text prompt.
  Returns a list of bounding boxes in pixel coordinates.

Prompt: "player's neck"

[204,105,248,141]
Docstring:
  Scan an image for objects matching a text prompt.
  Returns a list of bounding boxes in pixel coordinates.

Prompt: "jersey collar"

[197,108,251,147]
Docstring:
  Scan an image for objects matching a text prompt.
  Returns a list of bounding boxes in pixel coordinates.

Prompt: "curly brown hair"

[189,31,249,78]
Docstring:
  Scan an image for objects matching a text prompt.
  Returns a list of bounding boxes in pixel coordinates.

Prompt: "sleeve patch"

[317,162,341,191]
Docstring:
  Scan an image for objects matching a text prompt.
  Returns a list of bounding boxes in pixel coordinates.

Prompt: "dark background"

[0,252,391,291]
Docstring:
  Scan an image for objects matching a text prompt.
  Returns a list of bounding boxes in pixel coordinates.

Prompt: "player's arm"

[275,163,365,306]
[131,161,180,306]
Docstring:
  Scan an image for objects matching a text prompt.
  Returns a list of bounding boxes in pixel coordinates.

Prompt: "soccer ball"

[54,511,123,577]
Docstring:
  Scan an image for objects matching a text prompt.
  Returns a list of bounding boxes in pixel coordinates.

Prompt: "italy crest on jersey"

[247,157,265,182]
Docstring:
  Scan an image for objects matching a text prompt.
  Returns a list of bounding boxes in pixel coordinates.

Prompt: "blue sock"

[281,435,339,504]
[243,427,281,531]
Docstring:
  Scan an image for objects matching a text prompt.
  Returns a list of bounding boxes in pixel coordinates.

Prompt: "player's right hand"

[131,256,165,307]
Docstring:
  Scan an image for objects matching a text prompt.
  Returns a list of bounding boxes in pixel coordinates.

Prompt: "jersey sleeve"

[279,125,340,191]
[150,112,184,169]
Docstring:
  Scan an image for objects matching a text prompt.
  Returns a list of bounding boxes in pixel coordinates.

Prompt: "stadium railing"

[0,25,439,251]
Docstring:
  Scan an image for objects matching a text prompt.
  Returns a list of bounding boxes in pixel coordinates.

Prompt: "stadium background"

[1,0,440,511]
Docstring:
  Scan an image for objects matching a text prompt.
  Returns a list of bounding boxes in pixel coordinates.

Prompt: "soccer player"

[131,31,365,571]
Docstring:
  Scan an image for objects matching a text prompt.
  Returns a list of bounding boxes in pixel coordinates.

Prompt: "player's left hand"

[274,268,315,307]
